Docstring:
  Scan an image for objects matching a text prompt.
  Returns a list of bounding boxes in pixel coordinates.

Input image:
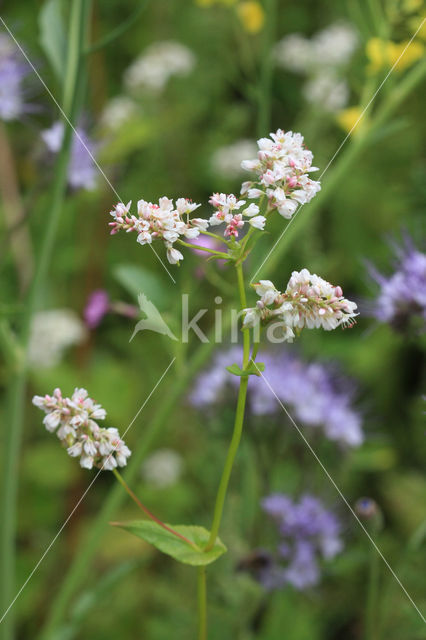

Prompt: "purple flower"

[189,347,363,447]
[42,121,98,190]
[84,290,110,328]
[259,493,343,590]
[0,34,28,121]
[367,235,426,333]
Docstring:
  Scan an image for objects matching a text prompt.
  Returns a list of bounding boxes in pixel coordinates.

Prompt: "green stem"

[0,320,22,371]
[197,566,207,640]
[112,469,197,549]
[86,0,149,54]
[205,264,250,551]
[199,229,230,245]
[178,239,230,260]
[0,3,90,639]
[250,339,260,362]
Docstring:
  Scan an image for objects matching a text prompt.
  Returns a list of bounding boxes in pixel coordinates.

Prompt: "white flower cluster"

[108,129,321,263]
[275,22,358,113]
[211,139,258,178]
[241,129,321,219]
[109,197,207,264]
[100,95,139,131]
[141,448,183,489]
[208,193,265,238]
[124,41,195,93]
[275,22,358,72]
[302,72,349,113]
[32,388,131,470]
[28,309,86,369]
[243,269,358,338]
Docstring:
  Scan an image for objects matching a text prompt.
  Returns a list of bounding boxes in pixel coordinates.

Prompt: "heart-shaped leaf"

[111,521,227,566]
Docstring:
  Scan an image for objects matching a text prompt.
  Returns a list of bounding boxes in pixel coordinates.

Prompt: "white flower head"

[242,270,357,337]
[32,388,131,471]
[109,196,208,264]
[124,41,195,93]
[241,129,321,222]
[28,309,86,369]
[141,448,183,488]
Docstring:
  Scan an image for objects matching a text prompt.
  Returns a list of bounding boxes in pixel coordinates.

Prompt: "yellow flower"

[237,1,265,33]
[366,37,424,73]
[336,106,365,135]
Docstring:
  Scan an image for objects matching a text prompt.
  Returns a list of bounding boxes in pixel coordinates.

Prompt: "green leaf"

[226,361,265,377]
[111,521,227,566]
[39,0,67,81]
[112,263,168,309]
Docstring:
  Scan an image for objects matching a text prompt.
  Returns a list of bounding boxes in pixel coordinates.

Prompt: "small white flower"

[166,245,184,264]
[137,231,152,245]
[247,188,264,199]
[83,439,97,456]
[243,203,260,217]
[191,218,209,230]
[242,307,262,328]
[102,455,117,471]
[254,280,279,305]
[248,215,266,230]
[80,455,94,469]
[43,411,61,432]
[67,441,83,457]
[91,407,106,420]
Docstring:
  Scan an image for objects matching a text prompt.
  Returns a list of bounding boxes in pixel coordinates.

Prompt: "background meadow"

[0,0,425,638]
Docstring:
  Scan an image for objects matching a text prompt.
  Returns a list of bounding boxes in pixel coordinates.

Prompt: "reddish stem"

[112,468,198,549]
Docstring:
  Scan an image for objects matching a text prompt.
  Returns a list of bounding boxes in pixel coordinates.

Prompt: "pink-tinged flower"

[32,387,131,470]
[240,129,320,220]
[208,193,264,239]
[109,197,206,265]
[243,270,357,335]
[84,290,110,329]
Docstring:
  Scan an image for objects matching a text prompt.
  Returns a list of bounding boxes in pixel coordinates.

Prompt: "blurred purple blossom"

[84,290,110,329]
[189,347,363,447]
[259,493,343,590]
[189,234,226,277]
[0,34,28,121]
[42,121,98,190]
[367,235,426,333]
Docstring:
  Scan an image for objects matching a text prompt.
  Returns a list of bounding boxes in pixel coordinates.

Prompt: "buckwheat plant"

[35,129,357,639]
